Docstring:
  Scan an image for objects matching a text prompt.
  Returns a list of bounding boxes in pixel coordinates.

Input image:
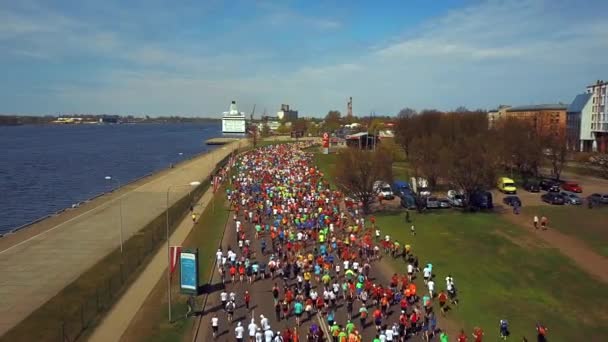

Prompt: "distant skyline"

[1,0,607,117]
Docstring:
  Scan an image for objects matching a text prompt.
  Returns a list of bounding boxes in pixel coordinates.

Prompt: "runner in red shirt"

[457,329,468,342]
[472,327,484,342]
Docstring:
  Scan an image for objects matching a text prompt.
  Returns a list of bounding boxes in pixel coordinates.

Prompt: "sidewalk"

[89,182,217,342]
[0,140,246,336]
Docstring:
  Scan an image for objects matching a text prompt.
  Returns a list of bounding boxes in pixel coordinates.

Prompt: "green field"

[522,205,608,258]
[376,210,608,341]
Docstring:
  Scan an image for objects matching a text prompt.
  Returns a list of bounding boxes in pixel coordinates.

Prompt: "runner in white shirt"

[211,315,219,339]
[216,249,223,263]
[264,329,274,342]
[335,264,341,276]
[260,315,269,330]
[235,322,245,342]
[255,329,263,342]
[423,266,431,284]
[220,291,228,307]
[385,327,394,341]
[407,264,414,281]
[428,280,435,298]
[343,260,350,270]
[248,319,258,341]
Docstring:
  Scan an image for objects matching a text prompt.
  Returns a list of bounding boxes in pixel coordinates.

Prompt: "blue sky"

[1,0,607,117]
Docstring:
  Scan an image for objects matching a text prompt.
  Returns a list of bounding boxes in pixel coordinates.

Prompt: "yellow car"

[497,177,517,194]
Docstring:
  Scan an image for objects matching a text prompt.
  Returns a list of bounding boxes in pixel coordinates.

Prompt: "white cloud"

[2,0,608,116]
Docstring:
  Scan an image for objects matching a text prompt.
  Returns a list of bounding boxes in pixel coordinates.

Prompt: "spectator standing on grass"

[533,215,539,229]
[536,323,548,342]
[500,319,510,340]
[410,224,416,236]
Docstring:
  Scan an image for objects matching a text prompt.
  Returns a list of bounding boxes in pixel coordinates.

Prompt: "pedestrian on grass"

[540,216,548,230]
[410,224,416,236]
[191,213,197,223]
[533,215,539,229]
[499,319,510,340]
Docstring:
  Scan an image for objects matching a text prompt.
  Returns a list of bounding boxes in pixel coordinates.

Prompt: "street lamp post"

[104,176,124,253]
[166,181,201,322]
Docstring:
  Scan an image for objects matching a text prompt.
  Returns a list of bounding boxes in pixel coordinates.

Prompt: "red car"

[561,182,582,193]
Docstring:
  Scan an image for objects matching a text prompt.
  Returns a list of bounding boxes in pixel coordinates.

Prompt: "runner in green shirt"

[345,320,355,334]
[330,323,341,340]
[440,331,449,342]
[338,330,347,342]
[373,336,381,342]
[294,301,303,326]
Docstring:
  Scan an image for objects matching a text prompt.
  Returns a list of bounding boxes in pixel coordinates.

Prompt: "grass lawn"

[392,161,411,182]
[312,150,338,188]
[375,210,608,341]
[521,205,608,258]
[128,189,230,342]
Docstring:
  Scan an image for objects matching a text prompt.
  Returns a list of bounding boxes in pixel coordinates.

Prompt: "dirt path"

[502,212,608,284]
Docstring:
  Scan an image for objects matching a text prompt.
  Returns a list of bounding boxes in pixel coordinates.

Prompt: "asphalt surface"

[195,148,448,342]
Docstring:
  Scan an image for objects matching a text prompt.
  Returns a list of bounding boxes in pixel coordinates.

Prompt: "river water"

[0,123,221,234]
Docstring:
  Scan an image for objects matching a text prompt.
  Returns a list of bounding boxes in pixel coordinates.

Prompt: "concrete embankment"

[0,139,247,337]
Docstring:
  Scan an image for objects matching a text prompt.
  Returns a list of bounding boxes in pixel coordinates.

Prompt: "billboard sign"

[179,249,199,294]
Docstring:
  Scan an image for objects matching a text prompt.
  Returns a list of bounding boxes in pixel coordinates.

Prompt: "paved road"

[193,148,453,342]
[0,140,246,336]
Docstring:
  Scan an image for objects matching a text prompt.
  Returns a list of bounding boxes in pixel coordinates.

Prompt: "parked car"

[400,194,417,209]
[539,179,560,192]
[438,198,451,208]
[541,192,565,205]
[447,190,464,207]
[523,181,541,193]
[502,195,522,207]
[393,180,411,198]
[411,177,431,197]
[497,177,517,194]
[470,191,493,209]
[588,193,608,204]
[561,182,583,193]
[559,191,582,205]
[426,196,440,209]
[373,181,394,200]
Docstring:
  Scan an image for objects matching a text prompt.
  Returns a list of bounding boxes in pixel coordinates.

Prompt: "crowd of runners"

[208,142,550,342]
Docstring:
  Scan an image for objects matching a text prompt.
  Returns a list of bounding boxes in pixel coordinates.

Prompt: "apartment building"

[504,104,567,138]
[587,80,608,152]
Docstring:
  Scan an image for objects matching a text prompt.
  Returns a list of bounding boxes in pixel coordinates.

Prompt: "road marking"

[316,312,331,339]
[0,148,235,255]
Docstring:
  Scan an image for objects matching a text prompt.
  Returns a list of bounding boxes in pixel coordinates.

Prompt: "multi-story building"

[566,93,593,151]
[504,104,568,138]
[277,104,298,122]
[587,80,608,152]
[487,105,511,129]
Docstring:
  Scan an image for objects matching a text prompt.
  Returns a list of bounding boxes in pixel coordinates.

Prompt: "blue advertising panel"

[180,249,199,294]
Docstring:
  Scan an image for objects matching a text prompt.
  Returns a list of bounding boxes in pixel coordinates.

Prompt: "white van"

[373,181,394,200]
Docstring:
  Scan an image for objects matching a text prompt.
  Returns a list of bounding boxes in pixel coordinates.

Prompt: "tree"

[333,147,393,214]
[544,134,568,181]
[293,118,309,133]
[445,131,499,209]
[495,118,543,181]
[394,108,417,157]
[324,110,342,132]
[409,134,445,188]
[261,123,271,137]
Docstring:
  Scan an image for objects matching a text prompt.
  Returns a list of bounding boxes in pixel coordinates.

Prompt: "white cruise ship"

[222,101,246,134]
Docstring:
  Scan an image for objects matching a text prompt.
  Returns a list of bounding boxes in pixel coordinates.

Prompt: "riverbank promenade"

[0,140,245,336]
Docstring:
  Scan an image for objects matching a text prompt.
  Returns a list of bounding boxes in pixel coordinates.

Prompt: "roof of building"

[506,104,568,112]
[567,93,592,113]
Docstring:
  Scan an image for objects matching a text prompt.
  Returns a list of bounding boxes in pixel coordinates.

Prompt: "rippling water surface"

[0,123,221,234]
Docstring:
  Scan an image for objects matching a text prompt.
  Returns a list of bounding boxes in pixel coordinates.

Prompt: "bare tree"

[495,118,543,181]
[394,108,417,157]
[333,147,393,214]
[544,134,568,180]
[445,131,499,208]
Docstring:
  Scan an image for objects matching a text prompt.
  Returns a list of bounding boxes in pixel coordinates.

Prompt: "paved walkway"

[0,139,246,336]
[89,178,219,342]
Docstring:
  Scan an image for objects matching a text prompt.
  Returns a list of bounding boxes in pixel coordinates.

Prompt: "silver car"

[560,191,582,205]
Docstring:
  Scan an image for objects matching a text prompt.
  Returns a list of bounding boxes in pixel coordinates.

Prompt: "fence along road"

[0,141,244,337]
